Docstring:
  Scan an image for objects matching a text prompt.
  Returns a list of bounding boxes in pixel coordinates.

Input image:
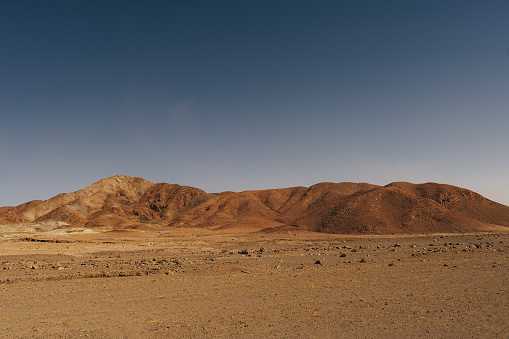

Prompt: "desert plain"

[1,176,509,337]
[1,228,508,338]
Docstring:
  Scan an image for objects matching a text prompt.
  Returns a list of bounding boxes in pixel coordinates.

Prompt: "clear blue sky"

[1,0,508,206]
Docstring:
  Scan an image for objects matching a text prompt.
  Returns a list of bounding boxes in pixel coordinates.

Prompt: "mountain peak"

[92,174,151,186]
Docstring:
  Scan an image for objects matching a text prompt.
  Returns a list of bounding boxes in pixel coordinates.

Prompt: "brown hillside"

[1,175,509,234]
[0,175,154,228]
[128,183,212,224]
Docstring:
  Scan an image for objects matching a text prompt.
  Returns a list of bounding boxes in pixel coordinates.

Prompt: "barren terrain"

[2,175,509,235]
[1,176,508,337]
[1,229,508,338]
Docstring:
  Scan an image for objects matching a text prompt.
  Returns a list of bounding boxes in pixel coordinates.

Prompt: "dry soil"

[1,230,508,338]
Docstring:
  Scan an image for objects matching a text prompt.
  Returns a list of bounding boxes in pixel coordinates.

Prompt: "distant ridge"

[1,175,509,234]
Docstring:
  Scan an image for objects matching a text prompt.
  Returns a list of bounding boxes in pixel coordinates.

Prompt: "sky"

[1,0,508,206]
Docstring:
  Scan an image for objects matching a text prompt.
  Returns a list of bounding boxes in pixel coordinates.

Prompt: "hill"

[1,175,509,234]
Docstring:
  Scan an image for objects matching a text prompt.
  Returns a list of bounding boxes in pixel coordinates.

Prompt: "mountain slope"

[1,175,508,234]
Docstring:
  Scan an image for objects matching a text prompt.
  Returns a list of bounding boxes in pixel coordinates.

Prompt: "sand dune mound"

[1,175,508,234]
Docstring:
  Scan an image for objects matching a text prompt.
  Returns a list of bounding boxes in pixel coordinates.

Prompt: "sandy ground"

[0,230,508,338]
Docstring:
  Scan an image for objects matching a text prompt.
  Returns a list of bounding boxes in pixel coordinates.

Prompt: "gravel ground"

[0,232,508,338]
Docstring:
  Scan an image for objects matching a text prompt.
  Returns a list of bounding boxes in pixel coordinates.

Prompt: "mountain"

[1,175,509,234]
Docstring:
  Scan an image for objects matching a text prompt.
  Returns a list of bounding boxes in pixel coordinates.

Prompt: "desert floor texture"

[1,230,508,338]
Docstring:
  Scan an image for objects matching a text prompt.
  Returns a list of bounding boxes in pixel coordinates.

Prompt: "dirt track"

[1,231,508,338]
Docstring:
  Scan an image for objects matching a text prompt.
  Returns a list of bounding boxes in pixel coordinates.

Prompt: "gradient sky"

[1,0,508,207]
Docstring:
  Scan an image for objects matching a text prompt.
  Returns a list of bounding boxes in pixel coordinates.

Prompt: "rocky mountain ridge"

[1,175,509,234]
